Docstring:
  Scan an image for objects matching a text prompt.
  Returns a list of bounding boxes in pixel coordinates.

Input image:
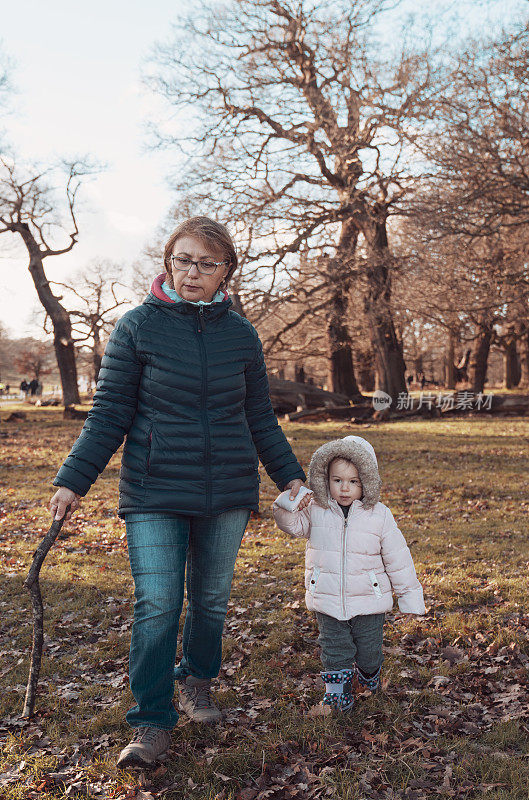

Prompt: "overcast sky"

[0,0,524,339]
[0,0,190,338]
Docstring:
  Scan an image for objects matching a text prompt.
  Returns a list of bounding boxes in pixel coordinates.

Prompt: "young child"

[273,435,425,711]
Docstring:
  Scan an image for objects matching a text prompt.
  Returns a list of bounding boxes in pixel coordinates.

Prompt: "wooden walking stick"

[22,505,71,718]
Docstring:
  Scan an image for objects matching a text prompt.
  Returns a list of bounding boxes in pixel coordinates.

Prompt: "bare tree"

[402,22,529,391]
[46,260,132,384]
[417,24,529,241]
[0,321,9,384]
[0,158,96,406]
[14,342,53,381]
[394,203,529,393]
[146,0,440,399]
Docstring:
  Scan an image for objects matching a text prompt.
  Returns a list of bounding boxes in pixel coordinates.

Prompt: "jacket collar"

[329,497,363,515]
[145,274,233,319]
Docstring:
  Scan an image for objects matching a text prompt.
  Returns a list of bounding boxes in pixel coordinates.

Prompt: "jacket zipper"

[341,514,347,617]
[196,307,211,514]
[146,431,152,473]
[338,500,357,618]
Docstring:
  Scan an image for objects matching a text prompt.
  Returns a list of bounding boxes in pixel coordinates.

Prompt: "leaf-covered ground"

[0,407,528,799]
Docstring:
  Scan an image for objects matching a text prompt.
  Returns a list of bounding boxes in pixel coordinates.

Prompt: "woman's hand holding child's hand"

[285,479,304,499]
[283,480,313,511]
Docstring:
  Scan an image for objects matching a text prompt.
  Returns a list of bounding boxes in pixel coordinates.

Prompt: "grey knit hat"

[307,435,381,510]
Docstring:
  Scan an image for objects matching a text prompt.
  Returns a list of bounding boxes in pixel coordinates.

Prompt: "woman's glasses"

[170,255,228,275]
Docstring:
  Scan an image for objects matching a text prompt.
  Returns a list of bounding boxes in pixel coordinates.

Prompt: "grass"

[0,407,528,799]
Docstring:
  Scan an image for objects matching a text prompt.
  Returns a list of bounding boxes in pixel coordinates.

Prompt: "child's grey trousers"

[315,611,385,673]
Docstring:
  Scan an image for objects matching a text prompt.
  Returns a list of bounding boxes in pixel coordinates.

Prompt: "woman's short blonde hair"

[163,216,238,289]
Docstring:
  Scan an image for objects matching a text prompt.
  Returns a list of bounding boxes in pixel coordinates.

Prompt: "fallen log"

[475,394,529,414]
[269,376,355,415]
[286,392,529,423]
[288,404,373,422]
[431,393,529,416]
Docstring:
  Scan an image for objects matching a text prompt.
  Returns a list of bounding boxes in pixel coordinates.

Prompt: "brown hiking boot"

[116,726,171,768]
[178,676,222,723]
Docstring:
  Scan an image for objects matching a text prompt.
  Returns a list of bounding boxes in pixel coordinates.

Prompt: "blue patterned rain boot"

[320,669,355,711]
[356,664,382,693]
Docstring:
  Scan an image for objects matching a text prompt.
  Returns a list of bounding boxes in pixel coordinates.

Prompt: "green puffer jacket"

[53,275,306,517]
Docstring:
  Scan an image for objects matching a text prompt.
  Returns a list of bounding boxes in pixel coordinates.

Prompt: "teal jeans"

[125,509,250,730]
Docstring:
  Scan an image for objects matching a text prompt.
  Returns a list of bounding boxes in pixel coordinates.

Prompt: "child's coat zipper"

[341,514,347,617]
[337,500,358,618]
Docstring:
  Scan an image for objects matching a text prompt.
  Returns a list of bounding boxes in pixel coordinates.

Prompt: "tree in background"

[0,322,9,384]
[0,158,96,406]
[405,22,529,393]
[14,341,52,381]
[45,260,131,384]
[393,215,504,393]
[146,0,440,399]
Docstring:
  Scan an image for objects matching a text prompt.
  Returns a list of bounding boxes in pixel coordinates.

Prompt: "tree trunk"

[19,224,80,406]
[294,365,306,383]
[230,290,245,317]
[354,345,375,392]
[468,314,494,393]
[326,221,363,400]
[327,296,362,398]
[362,217,407,400]
[519,323,529,388]
[92,328,103,385]
[228,275,246,317]
[413,354,423,380]
[53,315,80,405]
[445,329,457,389]
[455,348,471,383]
[503,336,520,389]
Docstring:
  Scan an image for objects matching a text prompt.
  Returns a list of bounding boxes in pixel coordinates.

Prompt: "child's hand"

[279,482,313,511]
[297,491,313,510]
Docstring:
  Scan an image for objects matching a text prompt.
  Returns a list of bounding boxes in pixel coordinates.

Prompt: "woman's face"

[170,236,230,303]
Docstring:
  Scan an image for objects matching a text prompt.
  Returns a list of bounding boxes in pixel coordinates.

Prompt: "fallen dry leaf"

[307,703,332,718]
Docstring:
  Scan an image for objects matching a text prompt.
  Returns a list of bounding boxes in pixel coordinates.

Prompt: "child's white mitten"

[274,486,313,511]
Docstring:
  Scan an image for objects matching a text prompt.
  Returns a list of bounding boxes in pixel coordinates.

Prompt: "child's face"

[328,459,363,505]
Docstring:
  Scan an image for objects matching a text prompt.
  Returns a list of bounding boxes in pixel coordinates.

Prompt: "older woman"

[50,217,306,768]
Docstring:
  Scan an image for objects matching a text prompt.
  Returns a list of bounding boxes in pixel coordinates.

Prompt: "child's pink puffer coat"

[272,436,425,620]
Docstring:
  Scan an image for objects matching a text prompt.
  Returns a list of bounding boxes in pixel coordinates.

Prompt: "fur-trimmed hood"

[307,435,381,510]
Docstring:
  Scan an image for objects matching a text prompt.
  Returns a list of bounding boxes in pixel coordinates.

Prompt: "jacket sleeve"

[244,334,306,490]
[53,313,143,496]
[380,507,426,614]
[272,492,312,539]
